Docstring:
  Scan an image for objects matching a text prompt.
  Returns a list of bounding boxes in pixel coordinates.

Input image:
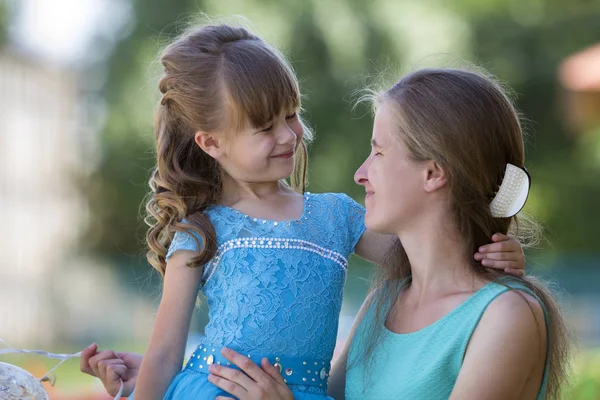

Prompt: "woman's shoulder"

[485,279,546,318]
[475,281,548,357]
[460,280,548,372]
[485,285,546,328]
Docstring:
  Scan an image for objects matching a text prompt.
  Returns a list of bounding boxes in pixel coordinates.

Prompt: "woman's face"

[354,103,429,235]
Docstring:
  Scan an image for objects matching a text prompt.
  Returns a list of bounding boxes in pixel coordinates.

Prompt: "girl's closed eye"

[286,112,297,121]
[258,124,273,133]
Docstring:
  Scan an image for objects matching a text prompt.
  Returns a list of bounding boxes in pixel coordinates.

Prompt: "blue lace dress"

[129,192,366,400]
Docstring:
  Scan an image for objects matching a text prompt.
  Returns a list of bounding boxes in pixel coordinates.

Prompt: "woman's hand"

[208,348,294,400]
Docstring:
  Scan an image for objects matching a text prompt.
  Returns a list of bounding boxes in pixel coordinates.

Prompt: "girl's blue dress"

[129,192,365,399]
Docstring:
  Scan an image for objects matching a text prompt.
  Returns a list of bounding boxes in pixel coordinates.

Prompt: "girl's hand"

[80,343,141,397]
[475,233,525,276]
[208,348,294,400]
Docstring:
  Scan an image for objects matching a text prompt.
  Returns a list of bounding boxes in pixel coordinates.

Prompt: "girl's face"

[213,110,304,184]
[354,104,429,235]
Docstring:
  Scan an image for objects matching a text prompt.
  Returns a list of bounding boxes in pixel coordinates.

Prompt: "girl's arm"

[449,290,547,399]
[327,289,377,400]
[134,250,203,400]
[354,231,526,274]
[353,230,396,267]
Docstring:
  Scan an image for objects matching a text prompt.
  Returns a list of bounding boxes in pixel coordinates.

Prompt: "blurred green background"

[0,0,599,398]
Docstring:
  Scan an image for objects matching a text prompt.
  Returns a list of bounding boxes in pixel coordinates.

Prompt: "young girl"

[80,24,526,399]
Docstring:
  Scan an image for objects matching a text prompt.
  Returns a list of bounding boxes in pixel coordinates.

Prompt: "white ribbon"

[490,163,531,218]
[0,338,124,399]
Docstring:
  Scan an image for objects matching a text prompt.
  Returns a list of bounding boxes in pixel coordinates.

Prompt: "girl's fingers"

[89,350,120,378]
[481,259,518,270]
[107,363,127,379]
[220,348,272,383]
[103,364,128,397]
[478,252,513,262]
[97,359,125,382]
[504,268,525,277]
[478,240,519,254]
[491,233,509,242]
[80,344,97,375]
[260,358,285,385]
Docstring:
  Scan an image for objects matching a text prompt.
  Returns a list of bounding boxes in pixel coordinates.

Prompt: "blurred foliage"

[81,0,600,258]
[564,349,600,399]
[0,0,8,45]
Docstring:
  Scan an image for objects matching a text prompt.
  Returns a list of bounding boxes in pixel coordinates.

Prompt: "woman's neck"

[397,214,485,301]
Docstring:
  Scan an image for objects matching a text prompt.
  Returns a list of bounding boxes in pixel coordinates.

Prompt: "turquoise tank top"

[345,280,549,399]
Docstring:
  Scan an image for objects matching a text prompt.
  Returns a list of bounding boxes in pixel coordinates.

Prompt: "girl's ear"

[195,131,225,159]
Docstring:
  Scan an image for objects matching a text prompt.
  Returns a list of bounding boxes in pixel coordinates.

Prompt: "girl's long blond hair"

[145,24,311,276]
